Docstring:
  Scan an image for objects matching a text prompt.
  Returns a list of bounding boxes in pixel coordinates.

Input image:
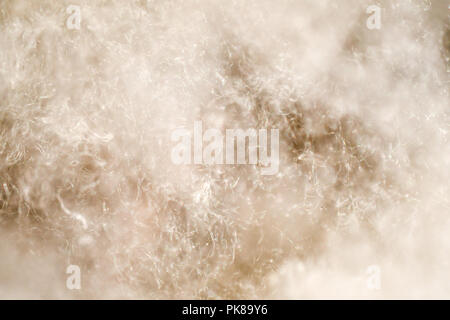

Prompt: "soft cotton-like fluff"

[0,0,449,298]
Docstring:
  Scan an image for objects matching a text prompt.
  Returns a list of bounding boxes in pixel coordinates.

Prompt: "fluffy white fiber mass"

[0,0,449,299]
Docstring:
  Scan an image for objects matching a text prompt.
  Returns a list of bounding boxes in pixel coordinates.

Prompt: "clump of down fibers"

[0,0,449,299]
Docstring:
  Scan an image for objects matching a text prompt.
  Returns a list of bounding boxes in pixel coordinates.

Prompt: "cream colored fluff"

[0,0,449,299]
